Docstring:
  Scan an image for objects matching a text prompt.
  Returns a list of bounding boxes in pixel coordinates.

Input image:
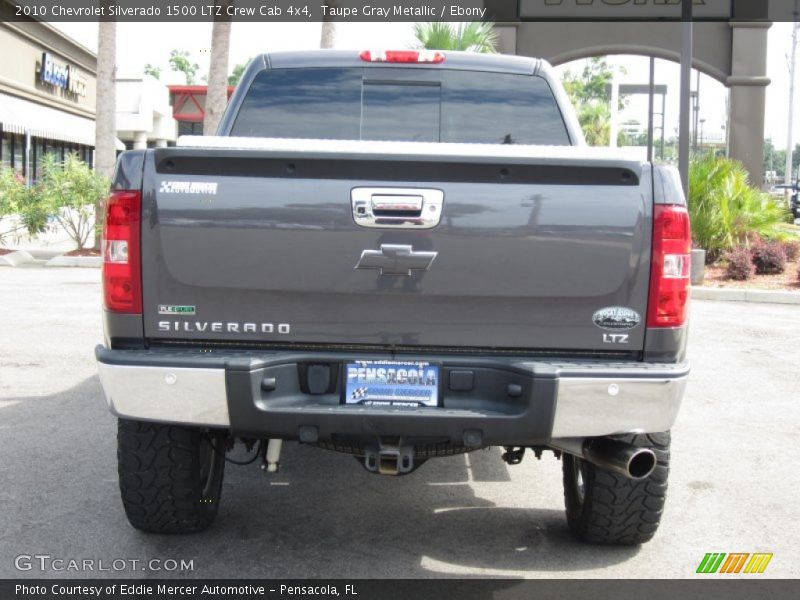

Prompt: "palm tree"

[688,153,789,261]
[413,22,498,53]
[94,15,116,249]
[168,50,200,84]
[320,2,337,48]
[577,102,611,147]
[204,2,232,136]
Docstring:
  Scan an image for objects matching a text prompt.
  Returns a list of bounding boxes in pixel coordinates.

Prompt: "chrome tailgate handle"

[352,187,444,229]
[371,195,423,213]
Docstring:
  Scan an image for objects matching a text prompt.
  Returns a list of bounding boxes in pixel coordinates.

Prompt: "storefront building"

[0,15,99,183]
[168,85,235,136]
[117,74,177,150]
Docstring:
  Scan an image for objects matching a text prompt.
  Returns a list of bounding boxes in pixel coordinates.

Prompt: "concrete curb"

[0,250,35,267]
[45,256,102,268]
[693,286,800,305]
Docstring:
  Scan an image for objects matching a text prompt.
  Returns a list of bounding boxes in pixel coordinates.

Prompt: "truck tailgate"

[141,140,651,353]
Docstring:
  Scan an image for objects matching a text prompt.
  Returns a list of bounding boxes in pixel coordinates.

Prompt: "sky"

[51,20,797,147]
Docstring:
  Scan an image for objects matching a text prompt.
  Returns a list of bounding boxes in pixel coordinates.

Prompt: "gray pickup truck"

[97,50,691,545]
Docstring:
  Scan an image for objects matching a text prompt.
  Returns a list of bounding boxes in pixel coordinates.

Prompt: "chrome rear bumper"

[96,346,689,441]
[552,376,687,438]
[97,362,230,427]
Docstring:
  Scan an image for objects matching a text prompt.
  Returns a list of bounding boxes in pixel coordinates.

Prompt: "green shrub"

[724,247,754,281]
[0,168,48,246]
[689,154,789,263]
[39,153,110,250]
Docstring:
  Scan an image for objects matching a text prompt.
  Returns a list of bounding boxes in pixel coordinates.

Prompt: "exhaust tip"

[628,449,657,479]
[553,438,659,480]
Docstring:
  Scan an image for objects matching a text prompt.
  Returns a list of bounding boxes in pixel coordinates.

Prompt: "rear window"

[231,67,571,145]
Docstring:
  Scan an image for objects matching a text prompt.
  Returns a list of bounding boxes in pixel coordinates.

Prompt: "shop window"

[45,141,61,164]
[13,134,25,175]
[32,138,46,181]
[1,131,11,170]
[178,121,203,136]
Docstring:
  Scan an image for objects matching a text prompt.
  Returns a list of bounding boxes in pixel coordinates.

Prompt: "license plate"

[344,360,440,407]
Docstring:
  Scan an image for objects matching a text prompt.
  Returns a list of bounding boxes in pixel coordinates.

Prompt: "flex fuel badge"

[158,305,196,316]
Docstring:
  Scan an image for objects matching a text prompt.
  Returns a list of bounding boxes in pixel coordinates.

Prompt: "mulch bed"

[0,248,12,256]
[703,260,800,292]
[64,248,101,257]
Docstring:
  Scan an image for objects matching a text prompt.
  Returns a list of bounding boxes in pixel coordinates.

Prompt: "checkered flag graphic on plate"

[351,387,369,401]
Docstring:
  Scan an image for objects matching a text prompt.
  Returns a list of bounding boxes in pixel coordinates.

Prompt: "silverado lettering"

[157,321,290,334]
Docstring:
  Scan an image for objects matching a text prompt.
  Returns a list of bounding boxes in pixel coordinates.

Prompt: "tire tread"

[562,432,670,545]
[117,419,223,534]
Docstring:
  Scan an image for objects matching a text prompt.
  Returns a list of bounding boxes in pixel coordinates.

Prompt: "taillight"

[102,190,142,313]
[359,50,445,64]
[647,204,692,327]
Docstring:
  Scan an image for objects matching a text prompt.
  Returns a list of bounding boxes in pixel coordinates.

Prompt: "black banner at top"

[1,0,800,23]
[6,0,485,22]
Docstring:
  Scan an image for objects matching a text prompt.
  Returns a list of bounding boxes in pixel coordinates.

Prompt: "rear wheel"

[562,432,670,545]
[117,419,226,533]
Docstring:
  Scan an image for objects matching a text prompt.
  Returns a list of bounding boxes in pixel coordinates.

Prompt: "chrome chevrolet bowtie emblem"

[355,244,437,276]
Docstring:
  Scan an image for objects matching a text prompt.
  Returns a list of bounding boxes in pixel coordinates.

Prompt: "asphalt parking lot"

[1,266,798,579]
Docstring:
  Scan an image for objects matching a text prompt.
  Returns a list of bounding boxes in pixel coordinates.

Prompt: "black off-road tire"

[117,419,226,533]
[562,432,670,545]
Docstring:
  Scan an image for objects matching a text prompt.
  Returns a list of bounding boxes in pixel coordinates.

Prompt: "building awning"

[0,93,125,150]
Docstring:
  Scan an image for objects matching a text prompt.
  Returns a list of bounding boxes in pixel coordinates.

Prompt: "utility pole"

[610,74,619,148]
[700,118,706,150]
[693,71,701,151]
[691,91,698,150]
[647,56,655,163]
[678,0,693,195]
[786,17,799,185]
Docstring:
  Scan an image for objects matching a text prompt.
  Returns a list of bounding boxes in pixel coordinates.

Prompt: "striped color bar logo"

[697,553,773,574]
